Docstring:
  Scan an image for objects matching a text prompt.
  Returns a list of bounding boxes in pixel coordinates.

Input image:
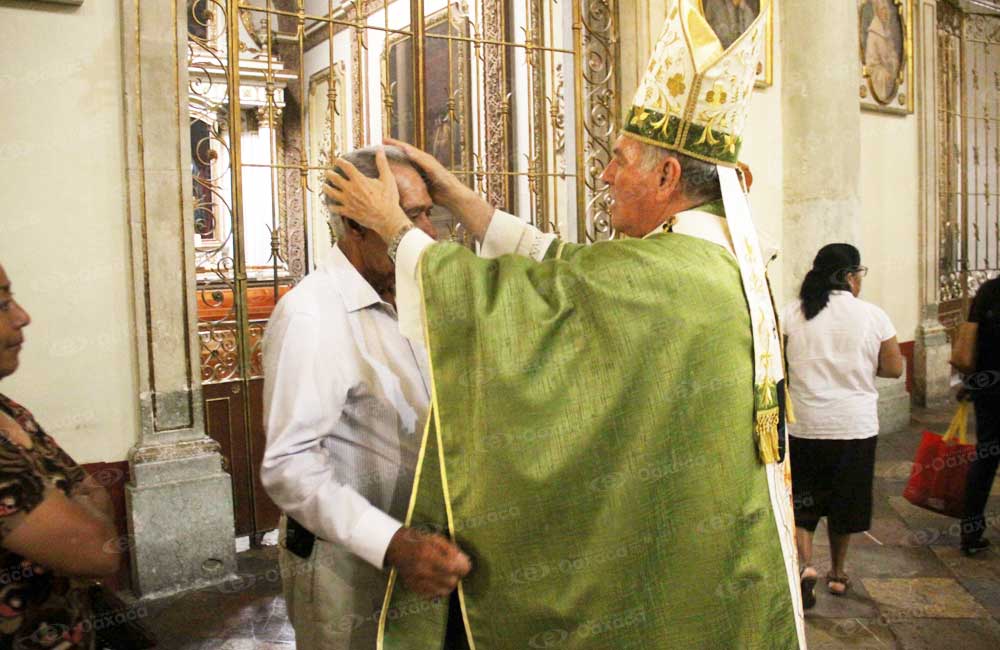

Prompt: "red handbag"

[903,401,977,518]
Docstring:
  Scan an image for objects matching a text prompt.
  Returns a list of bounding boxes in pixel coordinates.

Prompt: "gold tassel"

[755,407,781,465]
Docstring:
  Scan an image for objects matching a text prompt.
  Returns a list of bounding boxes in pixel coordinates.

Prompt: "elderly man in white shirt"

[261,146,471,650]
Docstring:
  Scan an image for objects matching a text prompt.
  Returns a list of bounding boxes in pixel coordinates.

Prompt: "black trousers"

[962,399,1000,544]
[443,591,470,650]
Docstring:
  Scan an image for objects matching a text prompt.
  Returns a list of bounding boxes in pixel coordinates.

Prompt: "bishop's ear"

[657,155,683,195]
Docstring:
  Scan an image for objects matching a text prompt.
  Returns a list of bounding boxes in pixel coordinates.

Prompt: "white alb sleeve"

[395,212,555,344]
[480,210,557,261]
[394,228,436,345]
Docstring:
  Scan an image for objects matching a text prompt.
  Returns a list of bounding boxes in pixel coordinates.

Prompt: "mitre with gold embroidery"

[622,0,769,167]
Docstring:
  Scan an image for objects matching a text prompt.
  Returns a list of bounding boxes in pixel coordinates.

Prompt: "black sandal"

[800,566,817,609]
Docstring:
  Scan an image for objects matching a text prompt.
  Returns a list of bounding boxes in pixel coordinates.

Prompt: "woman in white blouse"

[781,244,903,609]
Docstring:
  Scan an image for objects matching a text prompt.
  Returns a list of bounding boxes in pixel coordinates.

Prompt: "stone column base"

[127,438,237,599]
[914,316,953,408]
[877,376,912,434]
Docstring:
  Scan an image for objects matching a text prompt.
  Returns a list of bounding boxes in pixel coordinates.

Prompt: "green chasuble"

[378,229,799,649]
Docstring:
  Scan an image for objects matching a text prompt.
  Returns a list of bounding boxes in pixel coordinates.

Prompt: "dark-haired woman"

[0,263,122,649]
[781,244,903,608]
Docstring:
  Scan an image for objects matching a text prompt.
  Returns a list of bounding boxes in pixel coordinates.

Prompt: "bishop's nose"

[599,163,615,185]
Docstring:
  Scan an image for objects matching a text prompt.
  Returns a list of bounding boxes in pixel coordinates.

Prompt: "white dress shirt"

[261,244,431,569]
[394,209,736,345]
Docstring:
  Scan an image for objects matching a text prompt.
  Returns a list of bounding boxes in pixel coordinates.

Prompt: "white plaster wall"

[859,111,920,341]
[0,0,139,463]
[742,12,784,308]
[0,0,922,471]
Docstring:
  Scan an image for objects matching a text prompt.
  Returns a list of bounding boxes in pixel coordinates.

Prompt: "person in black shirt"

[953,277,1000,555]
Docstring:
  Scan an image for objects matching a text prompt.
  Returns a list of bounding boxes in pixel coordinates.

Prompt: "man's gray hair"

[639,141,722,205]
[324,145,429,238]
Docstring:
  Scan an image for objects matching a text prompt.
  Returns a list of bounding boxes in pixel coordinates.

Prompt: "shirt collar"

[320,244,385,313]
[644,208,735,257]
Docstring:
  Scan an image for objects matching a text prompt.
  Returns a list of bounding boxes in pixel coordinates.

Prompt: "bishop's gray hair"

[323,145,430,239]
[638,141,722,205]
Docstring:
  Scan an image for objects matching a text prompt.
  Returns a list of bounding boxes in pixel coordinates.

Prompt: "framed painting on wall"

[383,5,475,172]
[858,0,915,114]
[699,0,774,88]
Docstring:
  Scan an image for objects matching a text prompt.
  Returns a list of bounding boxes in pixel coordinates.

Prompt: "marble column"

[780,0,863,292]
[120,0,236,598]
[913,0,953,407]
[780,0,910,429]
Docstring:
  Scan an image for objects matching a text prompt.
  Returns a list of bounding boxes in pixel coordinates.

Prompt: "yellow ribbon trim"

[376,249,479,650]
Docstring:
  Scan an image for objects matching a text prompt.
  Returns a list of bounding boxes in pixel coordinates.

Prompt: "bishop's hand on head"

[383,137,468,210]
[322,147,409,243]
[383,137,496,241]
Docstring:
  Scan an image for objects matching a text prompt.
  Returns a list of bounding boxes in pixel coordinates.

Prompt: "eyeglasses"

[847,266,869,277]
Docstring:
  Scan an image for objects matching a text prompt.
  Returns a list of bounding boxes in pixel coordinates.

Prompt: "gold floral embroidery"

[630,108,650,127]
[705,82,728,106]
[723,131,738,155]
[667,73,686,97]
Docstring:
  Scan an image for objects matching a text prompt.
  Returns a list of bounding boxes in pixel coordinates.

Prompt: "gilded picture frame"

[697,0,773,88]
[858,0,915,114]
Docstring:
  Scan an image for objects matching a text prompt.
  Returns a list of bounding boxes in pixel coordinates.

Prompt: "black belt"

[284,515,316,558]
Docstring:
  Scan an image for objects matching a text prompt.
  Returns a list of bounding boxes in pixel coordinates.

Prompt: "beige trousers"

[279,516,390,650]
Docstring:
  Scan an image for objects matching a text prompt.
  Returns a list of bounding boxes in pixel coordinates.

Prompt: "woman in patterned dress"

[0,263,122,649]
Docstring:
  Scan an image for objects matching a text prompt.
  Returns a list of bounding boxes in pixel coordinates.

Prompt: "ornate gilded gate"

[937,2,1000,334]
[186,0,619,536]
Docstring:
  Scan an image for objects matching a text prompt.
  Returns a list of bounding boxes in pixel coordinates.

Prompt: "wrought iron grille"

[187,0,619,385]
[937,3,1000,331]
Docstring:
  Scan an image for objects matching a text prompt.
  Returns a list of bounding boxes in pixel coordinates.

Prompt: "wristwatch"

[387,223,415,263]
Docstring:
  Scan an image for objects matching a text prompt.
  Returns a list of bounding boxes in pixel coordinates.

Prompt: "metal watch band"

[387,223,415,263]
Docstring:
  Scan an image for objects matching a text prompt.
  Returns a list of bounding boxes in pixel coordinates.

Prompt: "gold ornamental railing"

[187,0,620,386]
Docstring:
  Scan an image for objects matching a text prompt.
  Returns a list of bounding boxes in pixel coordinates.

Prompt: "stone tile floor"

[142,403,1000,649]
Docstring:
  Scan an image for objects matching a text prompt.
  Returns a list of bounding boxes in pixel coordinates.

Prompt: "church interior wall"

[858,110,921,345]
[0,1,934,573]
[741,8,785,310]
[0,1,924,471]
[0,0,140,465]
